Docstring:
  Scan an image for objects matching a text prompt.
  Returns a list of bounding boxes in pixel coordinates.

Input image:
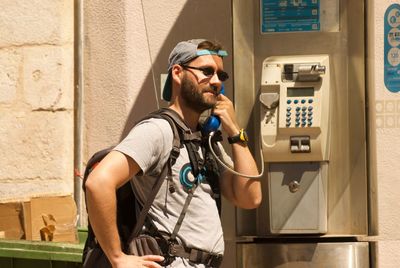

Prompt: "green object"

[0,228,87,268]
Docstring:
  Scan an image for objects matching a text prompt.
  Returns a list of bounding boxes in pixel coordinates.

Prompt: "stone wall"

[0,0,74,202]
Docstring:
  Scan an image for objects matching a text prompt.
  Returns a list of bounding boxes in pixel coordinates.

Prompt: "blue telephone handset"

[202,84,225,134]
[201,84,265,179]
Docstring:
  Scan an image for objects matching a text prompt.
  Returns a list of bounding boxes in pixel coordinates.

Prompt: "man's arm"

[212,94,262,209]
[218,143,262,209]
[85,150,164,268]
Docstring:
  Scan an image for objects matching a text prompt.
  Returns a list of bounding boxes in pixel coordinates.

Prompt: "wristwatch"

[228,129,248,144]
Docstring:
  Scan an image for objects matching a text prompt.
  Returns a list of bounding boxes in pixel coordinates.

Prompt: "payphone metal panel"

[260,55,330,162]
[268,162,328,234]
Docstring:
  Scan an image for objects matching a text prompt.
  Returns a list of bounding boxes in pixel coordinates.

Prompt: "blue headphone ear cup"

[179,163,196,189]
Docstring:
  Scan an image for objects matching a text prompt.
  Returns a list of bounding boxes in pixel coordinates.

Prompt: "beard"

[180,74,217,113]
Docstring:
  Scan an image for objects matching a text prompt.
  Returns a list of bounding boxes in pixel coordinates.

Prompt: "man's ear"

[171,65,184,85]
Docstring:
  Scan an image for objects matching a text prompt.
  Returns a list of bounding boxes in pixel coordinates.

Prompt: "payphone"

[232,0,369,266]
[260,55,330,234]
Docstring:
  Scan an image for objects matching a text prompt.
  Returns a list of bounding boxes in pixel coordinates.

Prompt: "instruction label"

[384,3,400,93]
[261,0,320,33]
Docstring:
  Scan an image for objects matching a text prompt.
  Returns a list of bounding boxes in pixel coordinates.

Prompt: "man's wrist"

[108,247,126,266]
[228,128,248,144]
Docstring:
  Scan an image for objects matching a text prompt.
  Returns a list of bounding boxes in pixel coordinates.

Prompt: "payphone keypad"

[285,98,314,127]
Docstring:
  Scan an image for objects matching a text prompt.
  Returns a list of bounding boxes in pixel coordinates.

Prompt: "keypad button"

[294,99,299,104]
[308,99,313,103]
[287,107,291,111]
[287,100,292,104]
[302,106,307,111]
[308,106,313,111]
[301,99,306,104]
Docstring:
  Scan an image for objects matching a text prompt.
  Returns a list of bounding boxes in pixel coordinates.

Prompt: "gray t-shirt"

[114,118,230,267]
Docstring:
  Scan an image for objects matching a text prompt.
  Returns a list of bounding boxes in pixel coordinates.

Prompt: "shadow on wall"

[119,0,233,140]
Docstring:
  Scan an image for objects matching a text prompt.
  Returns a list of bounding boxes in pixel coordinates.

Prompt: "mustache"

[203,86,219,95]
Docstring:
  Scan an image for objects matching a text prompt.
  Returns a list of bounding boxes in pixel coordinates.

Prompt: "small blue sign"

[261,0,320,33]
[384,4,400,93]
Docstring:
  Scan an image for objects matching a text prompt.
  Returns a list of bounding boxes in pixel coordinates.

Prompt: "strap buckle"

[206,253,223,267]
[167,240,178,257]
[165,240,224,267]
[188,248,202,263]
[188,248,223,267]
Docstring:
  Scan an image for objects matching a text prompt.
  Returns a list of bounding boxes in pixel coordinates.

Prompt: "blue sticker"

[261,0,320,33]
[384,4,400,93]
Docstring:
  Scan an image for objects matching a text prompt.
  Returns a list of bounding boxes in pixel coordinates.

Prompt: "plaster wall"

[368,0,400,266]
[83,1,232,160]
[0,0,74,202]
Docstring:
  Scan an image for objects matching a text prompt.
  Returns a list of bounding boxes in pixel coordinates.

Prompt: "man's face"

[180,72,215,112]
[180,55,225,113]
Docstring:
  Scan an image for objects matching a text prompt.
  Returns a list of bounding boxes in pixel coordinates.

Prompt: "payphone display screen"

[287,87,314,97]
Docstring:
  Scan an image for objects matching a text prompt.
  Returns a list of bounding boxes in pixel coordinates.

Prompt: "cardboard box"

[22,201,31,240]
[23,195,78,243]
[0,202,24,240]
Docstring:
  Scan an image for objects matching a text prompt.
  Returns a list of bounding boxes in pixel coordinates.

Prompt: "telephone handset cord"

[207,131,265,179]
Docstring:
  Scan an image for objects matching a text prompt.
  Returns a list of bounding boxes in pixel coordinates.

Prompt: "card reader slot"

[290,136,311,153]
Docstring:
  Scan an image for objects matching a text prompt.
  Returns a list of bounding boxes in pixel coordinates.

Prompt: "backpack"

[81,108,222,267]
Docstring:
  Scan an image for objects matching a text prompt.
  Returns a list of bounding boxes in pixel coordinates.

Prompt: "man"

[85,39,262,268]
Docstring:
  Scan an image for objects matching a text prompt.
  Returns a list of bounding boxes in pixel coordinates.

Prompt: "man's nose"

[209,73,222,88]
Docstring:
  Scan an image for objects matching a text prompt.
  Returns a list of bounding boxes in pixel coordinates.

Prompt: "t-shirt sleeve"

[113,118,173,175]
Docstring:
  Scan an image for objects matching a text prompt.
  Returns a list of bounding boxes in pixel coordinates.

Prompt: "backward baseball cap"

[162,39,228,101]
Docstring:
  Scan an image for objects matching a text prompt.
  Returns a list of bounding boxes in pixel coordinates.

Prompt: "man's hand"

[213,94,241,137]
[113,254,165,268]
[212,93,262,209]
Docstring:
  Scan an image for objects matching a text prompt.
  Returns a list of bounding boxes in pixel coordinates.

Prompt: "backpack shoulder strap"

[138,109,184,165]
[129,109,185,237]
[155,108,205,176]
[130,158,170,238]
[154,108,189,132]
[156,108,202,143]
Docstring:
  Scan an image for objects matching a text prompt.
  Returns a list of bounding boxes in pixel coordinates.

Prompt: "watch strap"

[228,129,248,144]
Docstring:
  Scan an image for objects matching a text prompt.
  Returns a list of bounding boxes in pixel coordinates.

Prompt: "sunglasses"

[181,65,229,82]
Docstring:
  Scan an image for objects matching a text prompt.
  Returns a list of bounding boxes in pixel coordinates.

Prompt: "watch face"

[228,129,248,144]
[240,129,248,142]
